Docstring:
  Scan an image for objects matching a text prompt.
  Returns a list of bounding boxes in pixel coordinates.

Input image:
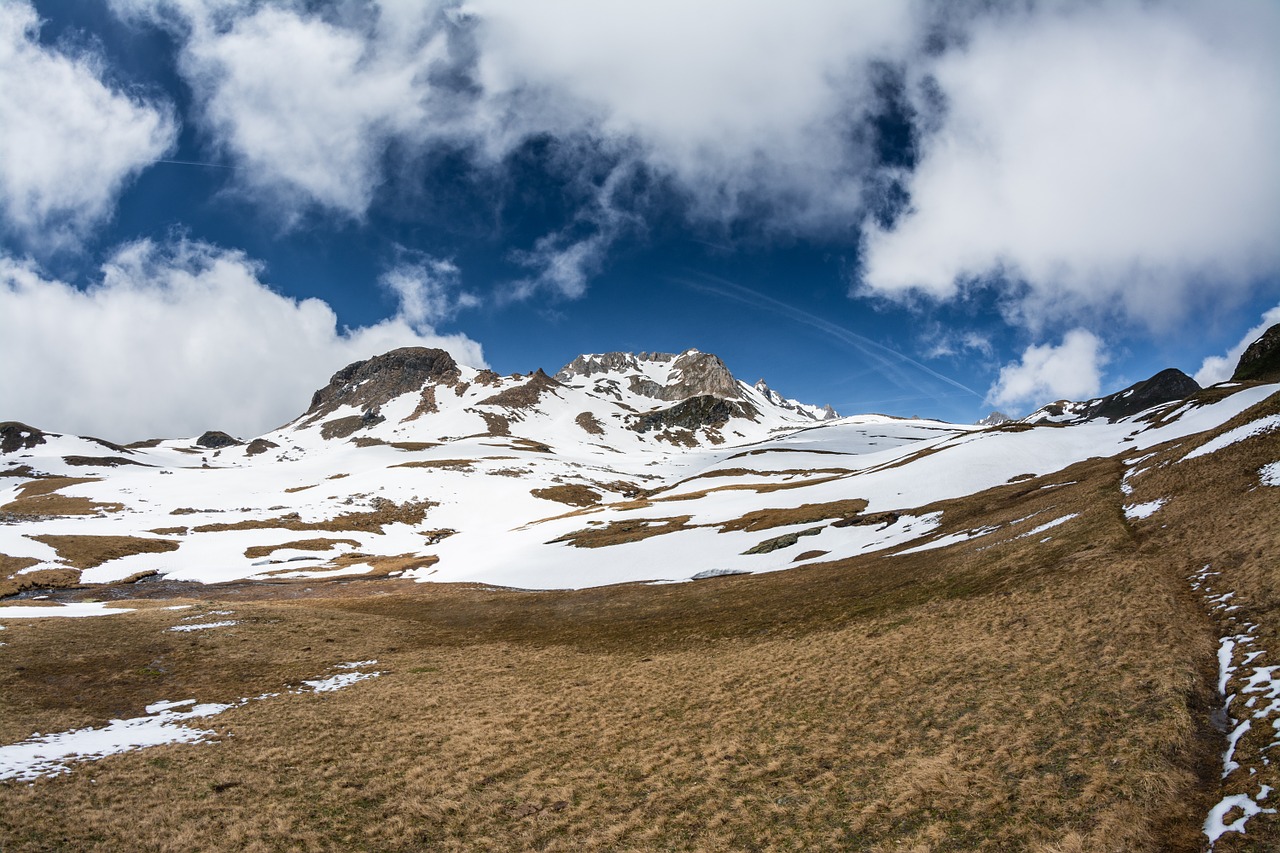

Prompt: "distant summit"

[1025,368,1200,425]
[976,411,1011,427]
[555,349,741,402]
[1233,323,1280,383]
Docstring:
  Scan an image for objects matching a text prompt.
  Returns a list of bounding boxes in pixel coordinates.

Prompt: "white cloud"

[177,4,448,219]
[380,255,479,329]
[0,1,176,248]
[0,241,485,440]
[113,0,920,233]
[861,0,1280,330]
[987,329,1107,412]
[1195,304,1280,386]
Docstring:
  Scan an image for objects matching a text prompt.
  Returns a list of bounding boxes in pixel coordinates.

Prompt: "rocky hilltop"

[1233,322,1280,383]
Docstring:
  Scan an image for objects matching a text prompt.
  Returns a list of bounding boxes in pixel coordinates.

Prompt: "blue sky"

[2,0,1278,440]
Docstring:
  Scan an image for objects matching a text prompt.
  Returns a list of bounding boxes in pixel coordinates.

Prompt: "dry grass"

[717,498,869,533]
[191,500,435,535]
[243,539,362,559]
[392,459,476,471]
[550,516,694,548]
[530,485,602,507]
[0,477,124,517]
[28,535,179,570]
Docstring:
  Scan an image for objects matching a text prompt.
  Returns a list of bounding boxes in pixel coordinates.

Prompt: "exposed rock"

[305,347,461,420]
[1233,323,1280,383]
[478,370,562,409]
[0,422,46,454]
[557,350,743,402]
[245,438,279,457]
[197,430,241,448]
[977,411,1011,427]
[1085,368,1200,421]
[742,526,823,555]
[575,411,606,435]
[62,456,148,467]
[629,395,760,434]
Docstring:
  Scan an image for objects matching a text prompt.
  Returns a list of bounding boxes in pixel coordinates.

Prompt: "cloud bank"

[0,241,485,440]
[0,1,177,249]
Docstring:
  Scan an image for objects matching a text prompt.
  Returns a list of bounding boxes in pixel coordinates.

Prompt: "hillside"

[2,344,1279,851]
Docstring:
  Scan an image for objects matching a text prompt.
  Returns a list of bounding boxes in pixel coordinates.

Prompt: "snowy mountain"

[2,347,1277,593]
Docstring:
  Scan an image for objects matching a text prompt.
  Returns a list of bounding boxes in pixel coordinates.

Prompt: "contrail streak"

[151,159,236,170]
[673,273,983,403]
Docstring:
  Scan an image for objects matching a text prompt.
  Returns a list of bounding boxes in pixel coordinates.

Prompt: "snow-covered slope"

[2,348,1277,591]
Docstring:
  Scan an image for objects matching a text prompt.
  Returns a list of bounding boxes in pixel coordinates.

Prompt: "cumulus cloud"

[0,1,177,248]
[1195,304,1280,386]
[987,329,1107,412]
[861,0,1280,330]
[0,241,485,440]
[380,254,479,329]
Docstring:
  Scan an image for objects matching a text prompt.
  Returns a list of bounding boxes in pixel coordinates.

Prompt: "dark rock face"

[630,395,760,433]
[977,411,1011,427]
[197,430,241,448]
[306,347,461,419]
[0,422,46,454]
[478,370,562,409]
[1233,323,1280,383]
[1084,368,1200,421]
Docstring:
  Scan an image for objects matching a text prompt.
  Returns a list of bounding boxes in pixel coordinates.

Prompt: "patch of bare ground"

[0,477,124,517]
[575,411,605,435]
[391,459,476,471]
[29,535,179,570]
[253,552,438,580]
[478,411,511,436]
[191,500,435,535]
[717,498,869,533]
[530,485,602,507]
[388,441,440,452]
[61,455,149,467]
[549,516,693,548]
[243,539,362,559]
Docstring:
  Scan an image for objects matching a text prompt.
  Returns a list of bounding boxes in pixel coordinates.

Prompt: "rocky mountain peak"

[305,347,461,419]
[556,348,743,402]
[977,411,1011,427]
[1233,323,1280,383]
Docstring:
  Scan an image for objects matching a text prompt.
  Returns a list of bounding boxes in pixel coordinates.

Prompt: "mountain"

[1023,368,1201,425]
[1233,322,1280,383]
[0,346,1271,592]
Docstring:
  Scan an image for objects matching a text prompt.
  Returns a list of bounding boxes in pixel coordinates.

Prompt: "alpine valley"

[2,336,1279,852]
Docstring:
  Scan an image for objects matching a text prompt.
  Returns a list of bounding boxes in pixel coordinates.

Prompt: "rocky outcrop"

[977,411,1011,427]
[197,430,241,449]
[557,350,743,401]
[0,422,46,454]
[1233,323,1280,383]
[630,395,760,433]
[305,347,461,420]
[478,370,562,409]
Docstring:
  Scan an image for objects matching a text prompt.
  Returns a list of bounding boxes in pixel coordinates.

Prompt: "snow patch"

[1259,462,1280,487]
[1123,499,1166,520]
[0,602,134,619]
[1183,414,1280,462]
[167,620,238,632]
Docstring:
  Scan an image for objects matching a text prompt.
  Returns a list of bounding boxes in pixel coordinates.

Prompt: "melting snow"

[1123,499,1166,520]
[0,603,134,619]
[1260,462,1280,487]
[1191,565,1280,847]
[167,620,238,633]
[0,661,382,781]
[0,701,230,782]
[1182,414,1280,462]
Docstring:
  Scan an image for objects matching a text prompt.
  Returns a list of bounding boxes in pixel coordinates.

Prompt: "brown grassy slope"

[0,445,1238,852]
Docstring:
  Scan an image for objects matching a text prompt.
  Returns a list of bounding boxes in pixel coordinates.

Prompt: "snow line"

[1189,565,1279,847]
